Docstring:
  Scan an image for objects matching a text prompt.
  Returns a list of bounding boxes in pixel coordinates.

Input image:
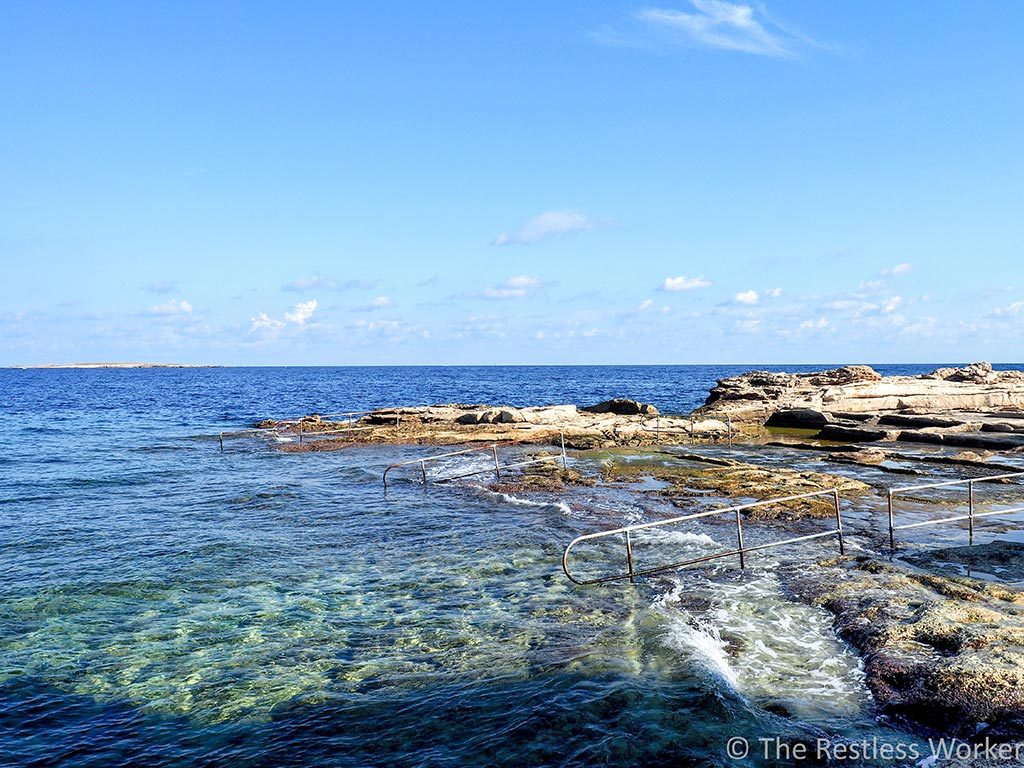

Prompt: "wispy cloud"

[735,289,759,305]
[356,296,394,311]
[283,274,378,292]
[881,262,913,276]
[145,280,180,295]
[478,275,543,300]
[603,1,831,60]
[148,299,193,316]
[660,275,711,292]
[493,210,598,246]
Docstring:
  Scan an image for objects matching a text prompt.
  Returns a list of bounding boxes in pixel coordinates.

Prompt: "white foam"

[652,570,871,721]
[492,491,572,515]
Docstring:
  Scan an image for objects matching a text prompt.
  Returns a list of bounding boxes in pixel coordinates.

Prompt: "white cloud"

[493,210,597,246]
[661,275,711,292]
[283,275,377,292]
[735,289,759,305]
[799,317,830,331]
[357,295,393,311]
[766,287,782,298]
[251,300,319,334]
[637,1,808,59]
[881,296,903,313]
[250,312,284,333]
[284,299,318,325]
[481,275,543,299]
[882,263,912,276]
[990,301,1024,317]
[638,298,654,311]
[148,299,193,316]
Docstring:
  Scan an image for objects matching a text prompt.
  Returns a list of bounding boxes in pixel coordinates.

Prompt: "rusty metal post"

[625,530,635,583]
[219,432,224,452]
[492,445,501,480]
[887,491,896,553]
[833,489,845,556]
[560,432,567,469]
[420,459,427,485]
[735,508,746,568]
[968,480,975,546]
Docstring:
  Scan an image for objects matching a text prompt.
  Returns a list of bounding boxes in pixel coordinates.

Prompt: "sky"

[2,1,1023,366]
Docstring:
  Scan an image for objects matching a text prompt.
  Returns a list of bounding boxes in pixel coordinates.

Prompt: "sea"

[0,364,1005,767]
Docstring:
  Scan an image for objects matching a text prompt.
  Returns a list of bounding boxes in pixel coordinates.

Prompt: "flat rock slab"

[255,402,730,449]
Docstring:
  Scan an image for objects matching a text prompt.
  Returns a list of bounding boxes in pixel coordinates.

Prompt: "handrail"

[562,488,843,585]
[886,470,1024,551]
[382,433,568,488]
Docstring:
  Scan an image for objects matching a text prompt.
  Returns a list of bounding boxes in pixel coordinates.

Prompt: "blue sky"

[2,1,1023,365]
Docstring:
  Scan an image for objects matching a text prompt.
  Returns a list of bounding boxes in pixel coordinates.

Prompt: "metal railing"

[886,470,1024,551]
[562,488,844,585]
[218,427,284,451]
[643,414,735,442]
[383,433,568,489]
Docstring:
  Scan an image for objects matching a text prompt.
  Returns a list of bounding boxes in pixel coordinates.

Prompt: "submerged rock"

[600,452,870,520]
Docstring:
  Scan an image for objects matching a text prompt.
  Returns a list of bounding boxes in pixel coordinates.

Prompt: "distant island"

[13,362,217,369]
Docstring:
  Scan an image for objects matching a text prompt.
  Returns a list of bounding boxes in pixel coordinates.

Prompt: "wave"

[490,490,572,515]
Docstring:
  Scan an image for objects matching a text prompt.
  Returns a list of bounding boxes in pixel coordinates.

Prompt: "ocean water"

[0,365,989,766]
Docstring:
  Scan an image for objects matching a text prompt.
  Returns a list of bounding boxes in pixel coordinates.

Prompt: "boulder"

[582,398,659,416]
[807,365,882,386]
[765,408,830,429]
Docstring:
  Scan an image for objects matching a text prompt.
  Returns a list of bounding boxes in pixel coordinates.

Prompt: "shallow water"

[0,365,999,766]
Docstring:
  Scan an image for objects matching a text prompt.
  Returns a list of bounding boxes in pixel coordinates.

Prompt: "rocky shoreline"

[253,363,1024,741]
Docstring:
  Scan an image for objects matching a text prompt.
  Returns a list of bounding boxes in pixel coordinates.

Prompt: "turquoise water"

[0,366,977,766]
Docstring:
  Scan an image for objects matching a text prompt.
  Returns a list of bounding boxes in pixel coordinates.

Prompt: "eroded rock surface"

[257,401,728,450]
[790,555,1024,738]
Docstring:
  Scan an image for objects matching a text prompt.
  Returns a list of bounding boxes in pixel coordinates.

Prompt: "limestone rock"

[694,362,1024,432]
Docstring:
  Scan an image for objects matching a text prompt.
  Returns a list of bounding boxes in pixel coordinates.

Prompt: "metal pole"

[888,491,895,553]
[690,415,695,443]
[420,459,427,485]
[735,509,746,569]
[833,489,845,556]
[219,432,224,452]
[492,445,501,480]
[299,421,303,444]
[560,433,567,469]
[625,530,635,583]
[968,480,975,546]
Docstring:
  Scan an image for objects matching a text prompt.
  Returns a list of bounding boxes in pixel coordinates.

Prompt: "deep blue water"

[0,365,1000,767]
